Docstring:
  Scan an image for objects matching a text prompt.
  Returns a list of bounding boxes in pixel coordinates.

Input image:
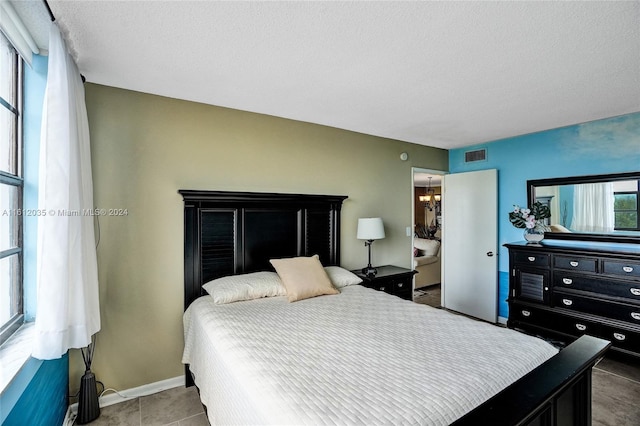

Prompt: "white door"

[441,169,498,322]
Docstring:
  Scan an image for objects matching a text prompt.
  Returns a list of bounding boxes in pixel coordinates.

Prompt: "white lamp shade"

[357,218,385,240]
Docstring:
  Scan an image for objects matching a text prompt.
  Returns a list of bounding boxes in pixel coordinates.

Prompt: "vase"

[523,225,546,244]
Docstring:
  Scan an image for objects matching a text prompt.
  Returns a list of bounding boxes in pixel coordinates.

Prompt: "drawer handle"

[562,299,573,306]
[631,313,640,321]
[562,278,573,285]
[528,256,536,262]
[623,266,634,273]
[570,261,579,267]
[521,310,531,317]
[575,324,587,331]
[631,288,640,296]
[397,283,403,288]
[614,333,626,341]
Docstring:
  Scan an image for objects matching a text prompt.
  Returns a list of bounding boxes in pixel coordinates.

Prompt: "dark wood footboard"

[453,334,610,426]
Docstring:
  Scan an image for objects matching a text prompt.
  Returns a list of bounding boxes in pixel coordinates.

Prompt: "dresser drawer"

[510,304,598,337]
[553,315,601,338]
[553,273,640,302]
[366,280,391,292]
[553,292,640,325]
[598,325,640,354]
[391,276,411,293]
[603,260,640,279]
[514,252,550,268]
[510,304,557,330]
[554,256,597,273]
[391,277,413,300]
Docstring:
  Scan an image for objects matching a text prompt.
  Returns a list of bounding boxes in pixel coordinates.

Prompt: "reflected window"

[614,180,639,231]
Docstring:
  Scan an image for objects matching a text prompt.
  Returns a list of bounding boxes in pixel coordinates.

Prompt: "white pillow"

[202,271,286,304]
[324,266,363,288]
[414,238,440,257]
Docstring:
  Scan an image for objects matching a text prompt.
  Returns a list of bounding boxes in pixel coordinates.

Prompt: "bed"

[179,190,610,425]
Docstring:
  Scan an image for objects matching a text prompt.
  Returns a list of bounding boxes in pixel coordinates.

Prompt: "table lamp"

[357,217,385,276]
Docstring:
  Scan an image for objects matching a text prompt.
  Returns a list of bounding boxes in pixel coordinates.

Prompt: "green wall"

[79,83,448,391]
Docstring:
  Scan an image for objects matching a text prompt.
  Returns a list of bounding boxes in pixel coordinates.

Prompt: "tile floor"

[85,386,208,426]
[87,351,640,425]
[413,284,441,308]
[592,352,640,425]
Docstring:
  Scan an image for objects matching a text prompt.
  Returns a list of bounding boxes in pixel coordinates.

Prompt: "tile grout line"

[593,366,640,386]
[178,411,207,424]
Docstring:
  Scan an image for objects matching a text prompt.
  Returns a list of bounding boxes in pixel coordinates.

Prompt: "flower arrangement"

[509,201,551,230]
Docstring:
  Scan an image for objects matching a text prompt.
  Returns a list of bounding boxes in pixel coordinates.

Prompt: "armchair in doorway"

[413,238,441,289]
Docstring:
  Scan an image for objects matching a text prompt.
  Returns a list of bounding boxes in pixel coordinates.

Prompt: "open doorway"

[412,168,445,307]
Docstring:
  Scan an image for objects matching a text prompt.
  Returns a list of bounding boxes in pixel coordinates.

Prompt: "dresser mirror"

[527,171,640,243]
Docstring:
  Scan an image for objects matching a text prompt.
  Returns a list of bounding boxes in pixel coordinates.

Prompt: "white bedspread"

[183,285,557,425]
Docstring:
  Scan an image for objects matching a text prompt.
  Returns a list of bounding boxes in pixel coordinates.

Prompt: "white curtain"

[571,182,616,233]
[33,23,100,360]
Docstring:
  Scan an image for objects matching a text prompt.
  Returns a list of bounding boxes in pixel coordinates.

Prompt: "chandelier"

[419,177,441,211]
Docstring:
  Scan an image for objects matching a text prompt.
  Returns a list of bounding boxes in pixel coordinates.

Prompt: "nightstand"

[352,265,417,301]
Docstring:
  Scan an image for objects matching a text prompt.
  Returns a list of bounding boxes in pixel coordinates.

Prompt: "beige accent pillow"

[270,255,339,302]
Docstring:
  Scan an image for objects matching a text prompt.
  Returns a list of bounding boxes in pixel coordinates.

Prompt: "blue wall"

[449,112,640,319]
[0,54,68,426]
[1,355,69,426]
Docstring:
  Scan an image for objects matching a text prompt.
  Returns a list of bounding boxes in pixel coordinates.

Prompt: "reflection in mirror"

[528,172,640,243]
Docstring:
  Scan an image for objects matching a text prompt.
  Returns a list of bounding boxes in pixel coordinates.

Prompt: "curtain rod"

[41,0,86,83]
[43,0,55,22]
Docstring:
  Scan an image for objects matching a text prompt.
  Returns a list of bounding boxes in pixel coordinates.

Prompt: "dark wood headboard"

[179,190,348,310]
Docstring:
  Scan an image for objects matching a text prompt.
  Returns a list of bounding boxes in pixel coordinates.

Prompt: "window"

[0,31,22,345]
[613,180,639,231]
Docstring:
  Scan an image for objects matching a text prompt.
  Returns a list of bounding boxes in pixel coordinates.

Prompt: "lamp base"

[361,266,377,276]
[76,370,100,424]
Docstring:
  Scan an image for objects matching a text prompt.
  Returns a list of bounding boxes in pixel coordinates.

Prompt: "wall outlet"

[406,226,412,237]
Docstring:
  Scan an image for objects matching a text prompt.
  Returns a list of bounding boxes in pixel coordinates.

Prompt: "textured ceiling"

[31,1,640,148]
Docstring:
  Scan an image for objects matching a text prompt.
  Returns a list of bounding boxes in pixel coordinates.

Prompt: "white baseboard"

[62,405,75,426]
[68,375,184,415]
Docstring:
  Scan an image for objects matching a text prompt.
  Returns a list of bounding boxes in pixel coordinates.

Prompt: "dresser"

[506,240,640,356]
[352,265,416,301]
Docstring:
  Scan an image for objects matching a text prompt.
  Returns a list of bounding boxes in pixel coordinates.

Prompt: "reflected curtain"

[33,23,100,360]
[571,182,615,233]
